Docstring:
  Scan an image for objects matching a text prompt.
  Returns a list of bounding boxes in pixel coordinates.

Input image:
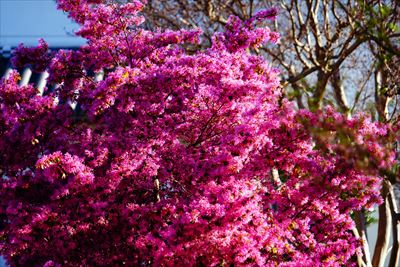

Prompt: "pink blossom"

[0,1,395,266]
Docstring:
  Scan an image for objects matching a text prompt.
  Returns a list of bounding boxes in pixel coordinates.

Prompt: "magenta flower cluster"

[0,1,394,266]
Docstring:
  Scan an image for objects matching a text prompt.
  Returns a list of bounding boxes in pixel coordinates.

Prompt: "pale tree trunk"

[331,69,350,118]
[355,211,372,266]
[374,66,391,122]
[388,184,400,267]
[372,180,392,267]
[352,226,367,267]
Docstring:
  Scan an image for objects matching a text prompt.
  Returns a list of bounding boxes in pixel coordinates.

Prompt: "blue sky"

[0,0,85,51]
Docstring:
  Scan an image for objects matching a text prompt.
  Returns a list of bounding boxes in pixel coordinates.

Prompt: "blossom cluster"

[0,1,394,266]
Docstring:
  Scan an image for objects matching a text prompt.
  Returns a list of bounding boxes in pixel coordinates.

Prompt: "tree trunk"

[354,211,372,266]
[388,185,400,267]
[309,70,330,111]
[374,66,391,121]
[372,180,392,267]
[331,69,350,117]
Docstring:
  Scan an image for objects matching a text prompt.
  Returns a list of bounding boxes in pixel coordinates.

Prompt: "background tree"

[144,0,399,117]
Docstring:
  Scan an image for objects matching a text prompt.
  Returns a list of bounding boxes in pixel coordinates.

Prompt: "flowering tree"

[0,1,396,266]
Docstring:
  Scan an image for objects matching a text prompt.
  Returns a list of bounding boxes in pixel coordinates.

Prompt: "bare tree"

[144,0,399,116]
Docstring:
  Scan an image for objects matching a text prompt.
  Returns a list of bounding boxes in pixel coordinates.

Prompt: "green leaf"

[388,23,399,33]
[379,5,391,18]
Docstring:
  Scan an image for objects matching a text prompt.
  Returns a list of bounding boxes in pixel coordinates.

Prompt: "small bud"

[31,138,39,145]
